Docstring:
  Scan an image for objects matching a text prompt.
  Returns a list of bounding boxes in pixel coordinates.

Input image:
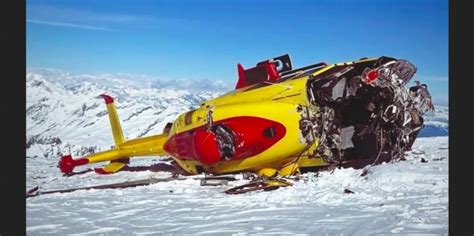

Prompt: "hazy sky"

[27,0,448,105]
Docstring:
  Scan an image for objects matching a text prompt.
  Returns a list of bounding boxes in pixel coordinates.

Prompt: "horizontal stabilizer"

[94,161,128,175]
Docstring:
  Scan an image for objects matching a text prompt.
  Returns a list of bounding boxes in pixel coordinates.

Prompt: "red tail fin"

[236,63,247,89]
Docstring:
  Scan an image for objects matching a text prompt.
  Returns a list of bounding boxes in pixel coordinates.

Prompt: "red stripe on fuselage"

[163,116,286,165]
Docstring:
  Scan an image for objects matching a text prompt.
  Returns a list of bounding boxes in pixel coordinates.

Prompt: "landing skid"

[26,176,184,198]
[26,173,292,198]
[224,178,292,194]
[199,175,238,186]
[62,162,186,177]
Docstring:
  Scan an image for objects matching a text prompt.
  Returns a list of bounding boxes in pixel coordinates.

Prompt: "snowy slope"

[26,70,448,235]
[26,137,448,235]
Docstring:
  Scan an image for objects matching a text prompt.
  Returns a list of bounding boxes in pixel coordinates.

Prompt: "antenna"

[207,108,214,130]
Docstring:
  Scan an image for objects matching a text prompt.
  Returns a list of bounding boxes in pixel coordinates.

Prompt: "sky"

[26,0,448,105]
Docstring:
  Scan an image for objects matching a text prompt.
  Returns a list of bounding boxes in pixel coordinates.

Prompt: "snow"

[26,137,448,235]
[26,69,448,235]
[419,106,449,137]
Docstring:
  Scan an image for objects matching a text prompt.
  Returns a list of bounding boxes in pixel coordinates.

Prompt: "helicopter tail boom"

[58,95,169,175]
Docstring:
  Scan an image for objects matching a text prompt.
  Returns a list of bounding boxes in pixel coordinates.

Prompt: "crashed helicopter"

[52,54,433,194]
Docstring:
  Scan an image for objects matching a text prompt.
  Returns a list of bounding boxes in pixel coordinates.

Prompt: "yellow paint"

[70,57,381,176]
[279,162,300,177]
[84,134,168,163]
[102,162,127,173]
[105,103,125,146]
[202,74,311,109]
[264,179,293,187]
[257,168,278,177]
[171,157,201,175]
[297,156,328,168]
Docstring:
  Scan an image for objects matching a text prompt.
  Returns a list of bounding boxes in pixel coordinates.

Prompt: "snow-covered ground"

[26,69,448,235]
[26,137,448,235]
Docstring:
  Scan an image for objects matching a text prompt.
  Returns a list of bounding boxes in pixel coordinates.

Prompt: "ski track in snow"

[26,137,448,235]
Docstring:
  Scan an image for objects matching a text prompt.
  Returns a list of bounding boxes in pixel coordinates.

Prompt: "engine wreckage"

[303,57,433,168]
[27,55,434,197]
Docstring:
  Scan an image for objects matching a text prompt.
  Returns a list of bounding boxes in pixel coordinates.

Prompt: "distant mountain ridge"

[26,70,227,158]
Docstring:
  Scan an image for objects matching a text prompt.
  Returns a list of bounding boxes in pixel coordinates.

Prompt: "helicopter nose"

[192,129,221,165]
[163,116,287,166]
[162,127,223,165]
